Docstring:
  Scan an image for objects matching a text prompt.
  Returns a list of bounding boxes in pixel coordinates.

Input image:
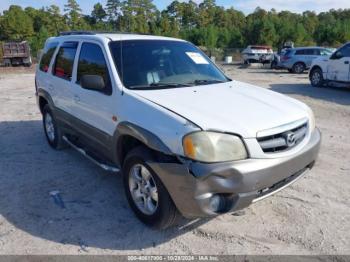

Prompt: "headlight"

[307,107,316,131]
[183,132,247,162]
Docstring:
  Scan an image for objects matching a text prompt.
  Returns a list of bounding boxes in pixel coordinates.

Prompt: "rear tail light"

[281,55,291,62]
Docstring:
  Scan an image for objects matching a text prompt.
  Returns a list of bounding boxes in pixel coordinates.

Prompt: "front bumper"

[148,128,321,218]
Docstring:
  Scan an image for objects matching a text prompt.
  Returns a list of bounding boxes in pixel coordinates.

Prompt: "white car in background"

[242,45,274,64]
[309,42,350,86]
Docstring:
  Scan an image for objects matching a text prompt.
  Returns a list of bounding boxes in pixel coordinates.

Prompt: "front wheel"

[310,68,324,87]
[123,146,180,229]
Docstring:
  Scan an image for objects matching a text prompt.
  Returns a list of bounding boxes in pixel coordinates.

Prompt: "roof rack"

[59,31,152,37]
[59,31,96,36]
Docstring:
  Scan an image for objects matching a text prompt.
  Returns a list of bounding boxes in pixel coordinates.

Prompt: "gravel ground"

[0,65,349,255]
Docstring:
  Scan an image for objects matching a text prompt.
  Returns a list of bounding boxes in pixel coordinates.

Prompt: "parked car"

[1,41,32,67]
[242,45,274,65]
[279,47,333,74]
[309,42,350,86]
[35,32,321,229]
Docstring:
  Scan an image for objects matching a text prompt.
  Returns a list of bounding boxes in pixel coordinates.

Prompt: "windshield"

[109,40,229,89]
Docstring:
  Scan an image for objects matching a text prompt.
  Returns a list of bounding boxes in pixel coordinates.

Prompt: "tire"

[292,62,305,74]
[42,105,66,149]
[271,61,277,69]
[310,68,324,87]
[123,146,180,229]
[288,69,293,73]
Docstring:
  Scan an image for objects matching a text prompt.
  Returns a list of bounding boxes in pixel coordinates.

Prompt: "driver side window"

[333,44,350,59]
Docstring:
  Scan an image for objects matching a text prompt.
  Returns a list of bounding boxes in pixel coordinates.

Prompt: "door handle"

[345,61,349,64]
[73,95,80,102]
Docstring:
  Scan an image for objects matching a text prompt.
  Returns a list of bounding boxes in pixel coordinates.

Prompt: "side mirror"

[331,51,343,60]
[80,75,105,91]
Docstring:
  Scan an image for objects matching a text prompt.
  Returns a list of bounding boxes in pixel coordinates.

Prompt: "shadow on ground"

[0,120,209,251]
[269,83,350,106]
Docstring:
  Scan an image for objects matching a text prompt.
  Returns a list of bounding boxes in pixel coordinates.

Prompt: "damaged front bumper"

[148,128,321,218]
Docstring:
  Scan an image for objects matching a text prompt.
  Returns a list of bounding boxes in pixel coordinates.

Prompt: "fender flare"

[37,88,55,112]
[112,121,173,166]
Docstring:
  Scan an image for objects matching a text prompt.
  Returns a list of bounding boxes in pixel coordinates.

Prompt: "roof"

[55,31,185,42]
[292,46,328,50]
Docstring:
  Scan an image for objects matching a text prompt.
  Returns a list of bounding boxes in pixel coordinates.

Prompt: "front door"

[327,44,350,82]
[69,41,118,154]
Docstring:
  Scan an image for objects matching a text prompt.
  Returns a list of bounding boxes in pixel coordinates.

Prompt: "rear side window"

[39,42,58,72]
[53,42,78,80]
[295,49,305,55]
[77,42,111,94]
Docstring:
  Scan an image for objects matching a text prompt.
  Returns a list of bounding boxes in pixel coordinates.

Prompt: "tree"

[64,0,87,30]
[0,5,34,40]
[120,0,158,33]
[92,3,107,23]
[106,0,121,21]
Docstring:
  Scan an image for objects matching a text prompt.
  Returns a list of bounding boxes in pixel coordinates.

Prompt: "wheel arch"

[294,61,306,67]
[37,88,54,114]
[113,122,174,167]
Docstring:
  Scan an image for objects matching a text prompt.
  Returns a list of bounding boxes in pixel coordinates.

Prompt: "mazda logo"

[285,132,296,147]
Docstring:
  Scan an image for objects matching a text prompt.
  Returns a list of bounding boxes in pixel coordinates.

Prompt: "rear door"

[51,41,79,115]
[304,49,318,67]
[327,44,350,82]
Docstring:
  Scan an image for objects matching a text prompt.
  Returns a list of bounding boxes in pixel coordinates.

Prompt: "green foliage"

[1,1,350,58]
[0,5,34,40]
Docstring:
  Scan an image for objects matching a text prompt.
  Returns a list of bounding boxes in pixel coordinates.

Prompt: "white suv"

[35,32,321,229]
[309,42,350,86]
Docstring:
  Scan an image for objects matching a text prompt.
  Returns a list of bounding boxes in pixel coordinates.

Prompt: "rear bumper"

[149,128,321,218]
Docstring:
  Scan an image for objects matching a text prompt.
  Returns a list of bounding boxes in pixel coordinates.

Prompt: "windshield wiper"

[129,82,193,90]
[189,79,226,86]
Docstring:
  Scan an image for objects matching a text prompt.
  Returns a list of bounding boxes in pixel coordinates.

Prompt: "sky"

[1,0,350,15]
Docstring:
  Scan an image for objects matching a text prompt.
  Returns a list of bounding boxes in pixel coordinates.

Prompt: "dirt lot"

[0,65,349,255]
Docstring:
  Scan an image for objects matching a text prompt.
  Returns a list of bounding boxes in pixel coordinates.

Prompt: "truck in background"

[1,41,32,67]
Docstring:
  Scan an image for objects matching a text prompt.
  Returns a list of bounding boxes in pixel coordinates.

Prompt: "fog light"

[209,194,223,212]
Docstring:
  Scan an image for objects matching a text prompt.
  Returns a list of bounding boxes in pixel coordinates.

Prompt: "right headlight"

[183,131,248,162]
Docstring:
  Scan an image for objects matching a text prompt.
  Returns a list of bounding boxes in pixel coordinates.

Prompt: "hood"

[132,81,309,138]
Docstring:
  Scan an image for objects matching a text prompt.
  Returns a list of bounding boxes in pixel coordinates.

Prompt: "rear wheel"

[292,62,305,74]
[123,146,180,229]
[42,105,66,149]
[310,68,324,87]
[271,61,277,69]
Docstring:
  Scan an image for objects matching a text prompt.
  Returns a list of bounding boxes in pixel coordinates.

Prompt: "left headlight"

[307,107,316,131]
[183,131,248,162]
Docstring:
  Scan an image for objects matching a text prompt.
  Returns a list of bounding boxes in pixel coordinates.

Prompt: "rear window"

[39,42,58,72]
[53,42,78,80]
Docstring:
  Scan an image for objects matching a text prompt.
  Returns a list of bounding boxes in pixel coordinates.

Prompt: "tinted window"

[53,42,78,80]
[295,49,305,55]
[110,40,228,89]
[39,42,58,72]
[77,42,111,93]
[304,49,317,55]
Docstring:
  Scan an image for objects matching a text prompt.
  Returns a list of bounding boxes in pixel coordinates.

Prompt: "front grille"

[257,122,308,153]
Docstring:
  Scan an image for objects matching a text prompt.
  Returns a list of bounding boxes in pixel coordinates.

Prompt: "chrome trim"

[256,117,308,138]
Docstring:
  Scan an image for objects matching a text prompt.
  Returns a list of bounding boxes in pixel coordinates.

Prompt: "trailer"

[2,41,32,67]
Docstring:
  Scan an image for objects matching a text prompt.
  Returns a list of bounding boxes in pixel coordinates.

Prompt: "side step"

[62,136,120,173]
